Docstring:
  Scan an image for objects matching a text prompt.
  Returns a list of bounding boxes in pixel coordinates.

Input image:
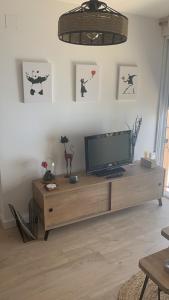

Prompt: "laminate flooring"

[1,199,169,300]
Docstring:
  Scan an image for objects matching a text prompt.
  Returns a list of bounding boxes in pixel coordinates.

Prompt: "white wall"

[0,0,163,225]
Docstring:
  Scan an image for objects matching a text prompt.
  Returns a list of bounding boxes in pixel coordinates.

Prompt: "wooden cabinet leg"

[158,198,162,206]
[44,230,50,241]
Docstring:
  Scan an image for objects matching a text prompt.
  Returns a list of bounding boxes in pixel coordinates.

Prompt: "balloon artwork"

[91,70,96,78]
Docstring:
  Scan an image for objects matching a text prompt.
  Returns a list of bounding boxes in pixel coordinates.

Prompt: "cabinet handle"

[49,208,53,212]
[158,183,162,186]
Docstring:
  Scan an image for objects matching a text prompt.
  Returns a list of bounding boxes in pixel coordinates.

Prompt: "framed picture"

[76,64,99,102]
[22,62,52,103]
[117,65,138,100]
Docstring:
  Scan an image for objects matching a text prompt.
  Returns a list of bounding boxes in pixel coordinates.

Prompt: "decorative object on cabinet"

[141,157,157,169]
[41,161,55,182]
[117,65,138,100]
[41,161,48,172]
[45,183,58,191]
[43,170,55,182]
[125,116,142,162]
[60,136,74,177]
[22,62,52,103]
[76,64,99,102]
[58,0,128,46]
[69,175,79,184]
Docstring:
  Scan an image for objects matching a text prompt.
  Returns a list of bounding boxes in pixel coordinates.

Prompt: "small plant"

[41,161,48,170]
[41,161,55,182]
[126,116,142,161]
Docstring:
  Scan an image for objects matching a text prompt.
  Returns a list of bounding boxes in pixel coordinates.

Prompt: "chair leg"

[158,198,162,206]
[158,287,161,300]
[139,275,149,300]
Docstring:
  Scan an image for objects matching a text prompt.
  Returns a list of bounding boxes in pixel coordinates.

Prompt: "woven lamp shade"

[58,1,128,46]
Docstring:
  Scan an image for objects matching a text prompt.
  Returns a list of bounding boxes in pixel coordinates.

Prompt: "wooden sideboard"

[32,163,164,240]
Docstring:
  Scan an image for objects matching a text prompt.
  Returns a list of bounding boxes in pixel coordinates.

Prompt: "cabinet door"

[44,183,109,229]
[111,169,164,212]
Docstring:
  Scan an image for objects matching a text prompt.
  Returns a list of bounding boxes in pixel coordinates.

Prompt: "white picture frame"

[76,64,99,102]
[22,62,52,103]
[117,65,138,100]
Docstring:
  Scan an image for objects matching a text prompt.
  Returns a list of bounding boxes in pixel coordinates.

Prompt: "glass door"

[163,110,169,197]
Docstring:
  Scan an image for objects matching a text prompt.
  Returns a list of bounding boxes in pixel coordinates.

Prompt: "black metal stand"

[158,198,162,206]
[44,230,50,241]
[158,287,161,300]
[16,219,27,243]
[139,275,149,300]
[8,203,36,243]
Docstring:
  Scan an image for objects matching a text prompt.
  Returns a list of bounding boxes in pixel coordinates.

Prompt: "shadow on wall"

[15,59,24,103]
[2,129,107,224]
[2,179,33,223]
[2,158,40,223]
[1,135,84,223]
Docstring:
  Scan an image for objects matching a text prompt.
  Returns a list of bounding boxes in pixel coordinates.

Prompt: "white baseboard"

[1,214,29,230]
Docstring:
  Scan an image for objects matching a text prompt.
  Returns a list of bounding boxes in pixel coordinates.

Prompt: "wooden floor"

[1,199,169,300]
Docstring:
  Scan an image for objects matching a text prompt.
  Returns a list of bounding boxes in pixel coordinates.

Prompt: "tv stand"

[94,166,125,177]
[32,162,164,240]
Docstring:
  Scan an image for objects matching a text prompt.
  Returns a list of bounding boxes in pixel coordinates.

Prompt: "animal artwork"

[80,69,96,98]
[64,146,74,177]
[25,70,49,96]
[60,136,74,177]
[22,62,52,103]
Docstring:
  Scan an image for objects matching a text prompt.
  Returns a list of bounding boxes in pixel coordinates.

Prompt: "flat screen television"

[85,130,132,175]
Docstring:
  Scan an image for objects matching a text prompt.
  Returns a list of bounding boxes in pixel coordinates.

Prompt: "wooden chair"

[139,248,169,299]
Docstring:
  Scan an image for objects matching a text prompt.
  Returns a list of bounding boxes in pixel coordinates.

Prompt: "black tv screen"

[85,130,132,174]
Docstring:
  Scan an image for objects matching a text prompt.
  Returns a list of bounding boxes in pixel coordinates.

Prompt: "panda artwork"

[25,70,49,96]
[23,62,52,103]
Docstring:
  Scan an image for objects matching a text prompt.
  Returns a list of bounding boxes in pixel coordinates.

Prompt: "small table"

[139,248,169,299]
[161,226,169,241]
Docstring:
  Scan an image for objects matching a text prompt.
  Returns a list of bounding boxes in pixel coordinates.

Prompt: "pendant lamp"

[58,0,128,46]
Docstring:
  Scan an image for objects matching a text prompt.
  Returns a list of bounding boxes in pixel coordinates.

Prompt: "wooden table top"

[32,163,163,197]
[139,248,169,294]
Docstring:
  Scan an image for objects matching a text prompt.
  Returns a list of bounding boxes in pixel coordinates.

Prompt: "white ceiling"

[60,0,169,19]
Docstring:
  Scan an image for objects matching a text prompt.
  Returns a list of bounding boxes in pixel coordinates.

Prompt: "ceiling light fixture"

[58,0,128,46]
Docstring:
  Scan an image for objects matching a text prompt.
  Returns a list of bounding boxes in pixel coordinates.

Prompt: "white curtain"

[155,38,169,165]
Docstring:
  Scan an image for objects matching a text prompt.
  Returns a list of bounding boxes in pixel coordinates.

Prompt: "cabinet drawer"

[111,169,164,212]
[44,183,109,229]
